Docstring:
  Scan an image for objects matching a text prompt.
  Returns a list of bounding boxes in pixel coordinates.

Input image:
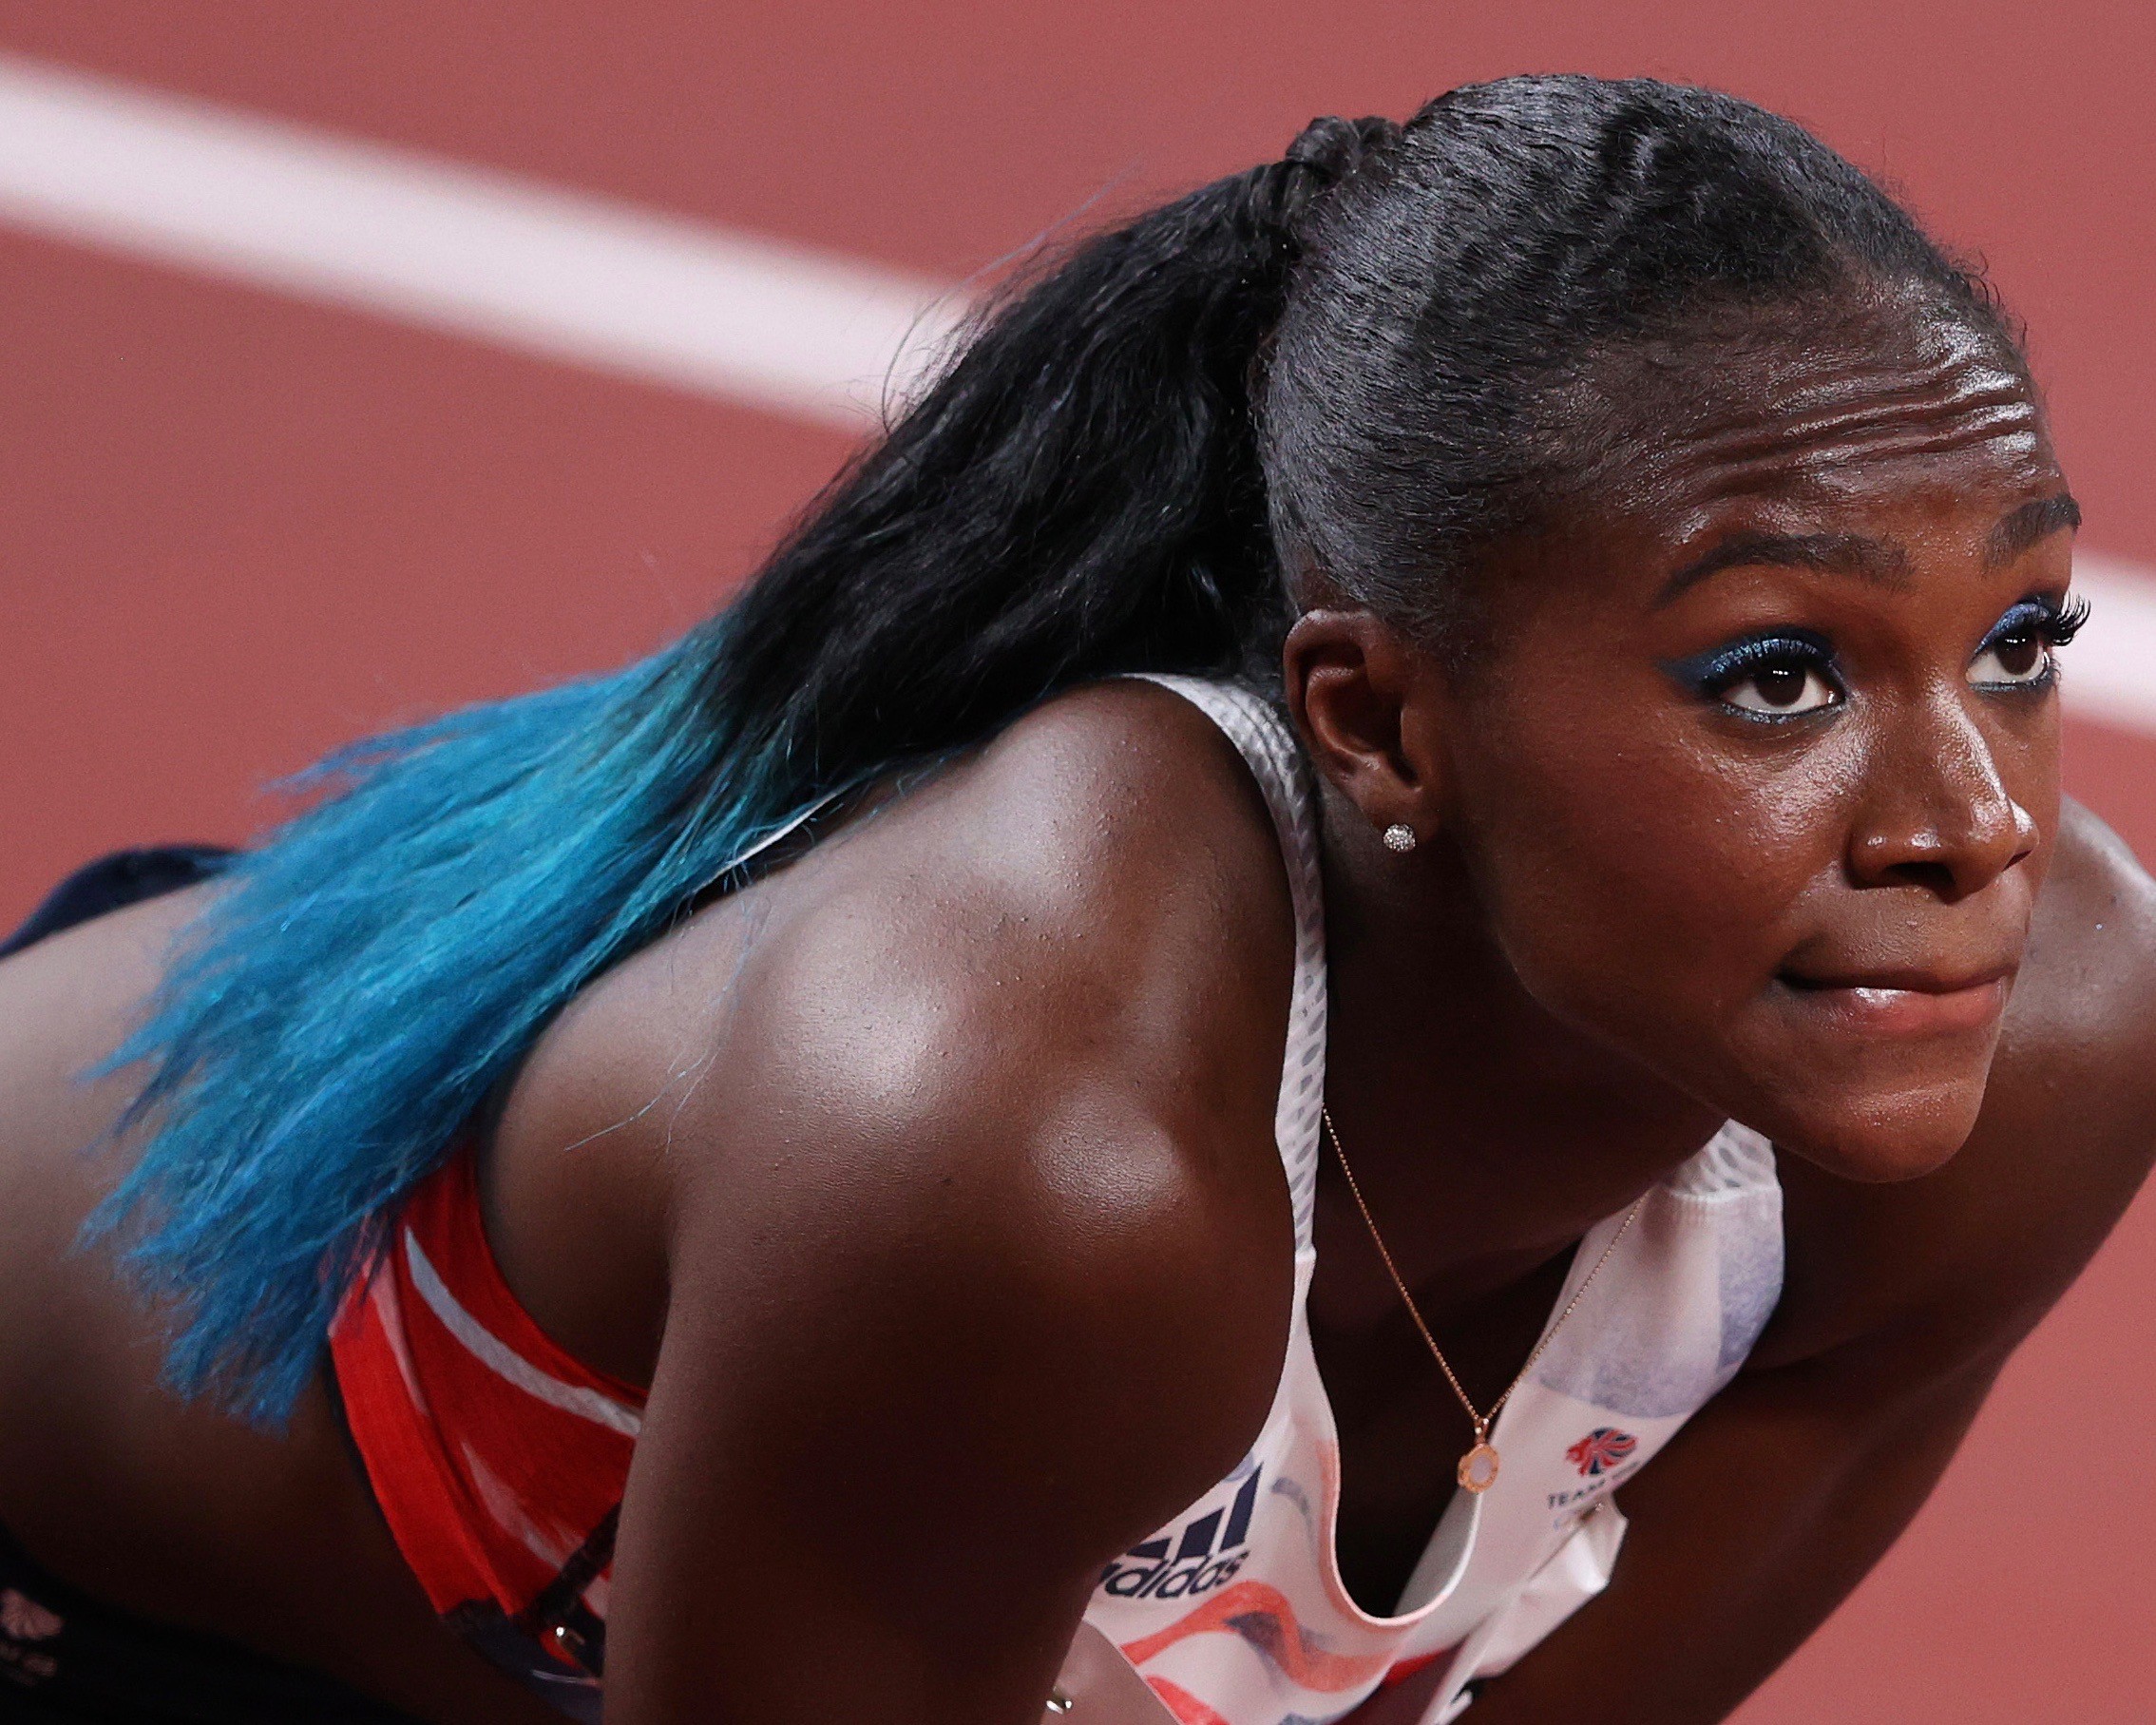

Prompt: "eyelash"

[1667,630,1841,722]
[1668,593,2090,721]
[1975,593,2090,664]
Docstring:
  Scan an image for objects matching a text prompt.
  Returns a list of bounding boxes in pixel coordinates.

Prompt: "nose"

[1847,686,2038,902]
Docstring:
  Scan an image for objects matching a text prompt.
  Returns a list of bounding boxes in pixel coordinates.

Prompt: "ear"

[1282,609,1447,843]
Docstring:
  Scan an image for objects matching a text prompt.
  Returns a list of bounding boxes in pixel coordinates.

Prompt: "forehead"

[1543,294,2060,562]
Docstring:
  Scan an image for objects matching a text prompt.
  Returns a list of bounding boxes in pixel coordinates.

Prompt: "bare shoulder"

[2013,797,2156,1066]
[1976,798,2156,1210]
[663,672,1300,1385]
[1762,800,2156,1373]
[584,684,1307,1710]
[506,678,1303,1543]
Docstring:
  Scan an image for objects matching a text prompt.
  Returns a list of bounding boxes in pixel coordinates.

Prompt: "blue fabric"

[0,848,232,960]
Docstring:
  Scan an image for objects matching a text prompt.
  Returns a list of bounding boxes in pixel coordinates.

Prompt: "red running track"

[2,8,2152,1718]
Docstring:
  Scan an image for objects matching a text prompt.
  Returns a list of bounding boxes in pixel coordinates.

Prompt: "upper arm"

[606,1095,1281,1724]
[607,1121,1268,1725]
[598,687,1299,1723]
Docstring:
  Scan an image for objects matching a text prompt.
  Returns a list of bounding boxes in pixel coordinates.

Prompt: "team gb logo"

[1565,1428,1638,1477]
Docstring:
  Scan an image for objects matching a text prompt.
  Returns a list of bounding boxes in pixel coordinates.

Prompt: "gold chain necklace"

[1320,1108,1646,1496]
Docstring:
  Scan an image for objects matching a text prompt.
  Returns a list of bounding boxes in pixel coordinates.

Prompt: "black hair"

[1263,77,2018,647]
[731,77,2020,735]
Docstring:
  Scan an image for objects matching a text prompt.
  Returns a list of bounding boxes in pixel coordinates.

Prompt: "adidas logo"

[1097,1466,1261,1601]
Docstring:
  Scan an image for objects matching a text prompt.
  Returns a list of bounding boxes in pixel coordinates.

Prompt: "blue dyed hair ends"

[90,642,828,1421]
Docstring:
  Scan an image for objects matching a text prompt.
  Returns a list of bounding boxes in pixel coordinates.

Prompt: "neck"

[1312,788,1724,1332]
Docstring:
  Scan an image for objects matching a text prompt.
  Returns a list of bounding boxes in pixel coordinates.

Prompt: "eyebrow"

[1655,489,2083,607]
[1655,531,1910,606]
[1987,492,2081,565]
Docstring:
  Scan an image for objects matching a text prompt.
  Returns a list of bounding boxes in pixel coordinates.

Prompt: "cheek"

[1450,710,1854,1037]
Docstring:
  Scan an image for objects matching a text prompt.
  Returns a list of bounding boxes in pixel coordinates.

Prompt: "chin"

[1762,1079,1988,1183]
[1716,989,2007,1181]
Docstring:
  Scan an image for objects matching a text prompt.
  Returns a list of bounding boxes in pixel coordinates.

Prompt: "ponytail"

[91,117,1395,1422]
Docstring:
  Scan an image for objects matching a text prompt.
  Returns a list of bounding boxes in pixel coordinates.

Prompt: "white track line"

[2065,554,2156,737]
[0,54,964,428]
[0,52,2151,738]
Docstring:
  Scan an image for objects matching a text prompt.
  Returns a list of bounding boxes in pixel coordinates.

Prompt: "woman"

[1,72,2150,1725]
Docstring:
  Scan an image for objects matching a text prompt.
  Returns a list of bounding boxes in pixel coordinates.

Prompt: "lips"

[1776,964,2013,1037]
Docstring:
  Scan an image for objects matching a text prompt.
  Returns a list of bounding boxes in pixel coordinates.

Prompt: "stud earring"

[1383,823,1417,853]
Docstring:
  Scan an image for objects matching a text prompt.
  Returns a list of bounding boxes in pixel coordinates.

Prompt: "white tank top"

[1082,676,1785,1725]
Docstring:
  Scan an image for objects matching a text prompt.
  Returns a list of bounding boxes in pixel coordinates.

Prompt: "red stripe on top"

[330,1143,644,1640]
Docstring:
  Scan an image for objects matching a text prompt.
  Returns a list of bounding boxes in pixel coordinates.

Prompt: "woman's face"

[1426,312,2074,1181]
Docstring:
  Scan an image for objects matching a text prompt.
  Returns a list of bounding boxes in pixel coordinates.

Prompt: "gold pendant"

[1458,1441,1501,1494]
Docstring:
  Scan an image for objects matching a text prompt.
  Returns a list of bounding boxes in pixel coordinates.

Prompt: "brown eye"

[1751,665,1807,707]
[1969,630,2050,687]
[1724,661,1837,716]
